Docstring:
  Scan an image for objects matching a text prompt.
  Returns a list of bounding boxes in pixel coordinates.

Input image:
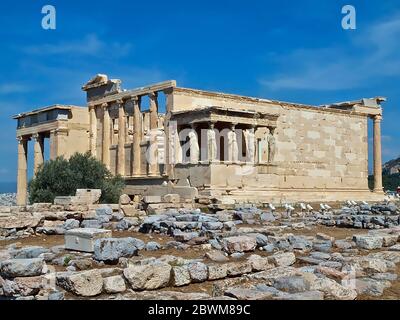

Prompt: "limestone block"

[163,194,180,203]
[64,228,112,252]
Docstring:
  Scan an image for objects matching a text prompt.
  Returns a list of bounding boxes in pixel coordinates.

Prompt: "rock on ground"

[56,270,103,297]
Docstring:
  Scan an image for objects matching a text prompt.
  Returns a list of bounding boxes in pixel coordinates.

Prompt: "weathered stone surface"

[94,238,139,262]
[205,250,229,263]
[273,275,312,293]
[353,235,383,250]
[63,219,80,230]
[10,246,49,259]
[224,287,273,300]
[226,261,252,276]
[13,276,43,296]
[56,270,103,297]
[119,194,131,205]
[103,275,126,293]
[311,277,357,300]
[0,214,41,229]
[208,264,229,280]
[247,255,272,272]
[275,290,324,300]
[269,252,296,267]
[355,278,388,297]
[187,262,208,283]
[0,258,45,277]
[123,263,172,290]
[222,236,257,254]
[145,241,161,251]
[172,266,191,287]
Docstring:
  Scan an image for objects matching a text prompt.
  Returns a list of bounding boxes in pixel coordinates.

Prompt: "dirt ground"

[1,226,399,300]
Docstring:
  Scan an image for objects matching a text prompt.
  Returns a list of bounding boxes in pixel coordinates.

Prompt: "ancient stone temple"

[13,74,386,205]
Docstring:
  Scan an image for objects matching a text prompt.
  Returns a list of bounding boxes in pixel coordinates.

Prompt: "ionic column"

[131,96,141,177]
[16,136,28,206]
[117,100,126,176]
[89,105,97,157]
[102,103,111,169]
[373,115,383,193]
[33,133,44,175]
[148,92,159,176]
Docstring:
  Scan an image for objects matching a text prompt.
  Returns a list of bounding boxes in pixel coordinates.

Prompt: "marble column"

[117,100,126,176]
[89,105,97,157]
[102,103,111,169]
[132,96,141,177]
[148,92,159,176]
[373,115,383,193]
[16,136,28,206]
[33,133,44,175]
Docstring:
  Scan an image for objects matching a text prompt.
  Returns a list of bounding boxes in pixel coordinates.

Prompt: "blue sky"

[0,0,399,186]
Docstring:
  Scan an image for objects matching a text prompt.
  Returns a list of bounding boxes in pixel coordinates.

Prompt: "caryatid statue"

[207,122,217,162]
[267,127,276,163]
[244,127,255,163]
[188,127,200,164]
[227,124,239,163]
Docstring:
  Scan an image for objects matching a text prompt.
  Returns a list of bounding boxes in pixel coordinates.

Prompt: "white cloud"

[260,14,400,91]
[24,34,133,57]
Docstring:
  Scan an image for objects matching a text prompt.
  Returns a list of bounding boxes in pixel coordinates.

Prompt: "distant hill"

[368,157,400,191]
[383,157,400,175]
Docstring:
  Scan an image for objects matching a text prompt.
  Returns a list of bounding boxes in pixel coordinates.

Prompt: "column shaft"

[16,137,28,206]
[90,106,97,157]
[373,115,383,192]
[102,103,111,169]
[117,100,126,176]
[132,97,141,176]
[33,133,44,175]
[148,92,159,176]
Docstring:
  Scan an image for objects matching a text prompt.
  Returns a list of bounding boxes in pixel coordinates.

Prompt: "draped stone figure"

[207,123,217,162]
[172,125,183,164]
[188,129,199,164]
[244,127,255,163]
[267,127,276,163]
[227,125,239,163]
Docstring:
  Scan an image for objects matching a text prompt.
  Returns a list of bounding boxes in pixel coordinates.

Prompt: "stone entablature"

[13,74,386,205]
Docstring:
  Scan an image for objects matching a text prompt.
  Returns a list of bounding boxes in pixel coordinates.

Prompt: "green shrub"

[29,152,125,204]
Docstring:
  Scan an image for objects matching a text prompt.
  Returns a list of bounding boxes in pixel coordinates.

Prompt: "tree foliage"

[29,152,125,204]
[369,174,400,192]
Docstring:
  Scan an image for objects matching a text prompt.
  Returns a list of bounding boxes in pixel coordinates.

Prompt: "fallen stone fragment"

[187,262,208,283]
[0,258,45,277]
[94,237,139,262]
[222,236,257,254]
[123,262,172,290]
[269,252,296,267]
[224,287,273,300]
[103,275,126,293]
[205,250,229,263]
[353,235,383,250]
[56,269,103,297]
[172,265,191,287]
[10,246,49,259]
[208,264,229,280]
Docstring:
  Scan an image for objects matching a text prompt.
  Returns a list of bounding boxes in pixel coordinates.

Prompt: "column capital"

[148,91,158,99]
[101,102,109,109]
[32,133,41,140]
[16,136,27,143]
[129,95,139,103]
[374,114,383,122]
[116,99,125,105]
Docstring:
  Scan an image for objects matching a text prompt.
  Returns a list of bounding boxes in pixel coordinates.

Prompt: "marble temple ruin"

[12,74,386,205]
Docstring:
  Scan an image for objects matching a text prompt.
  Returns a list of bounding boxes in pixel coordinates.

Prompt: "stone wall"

[170,88,372,202]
